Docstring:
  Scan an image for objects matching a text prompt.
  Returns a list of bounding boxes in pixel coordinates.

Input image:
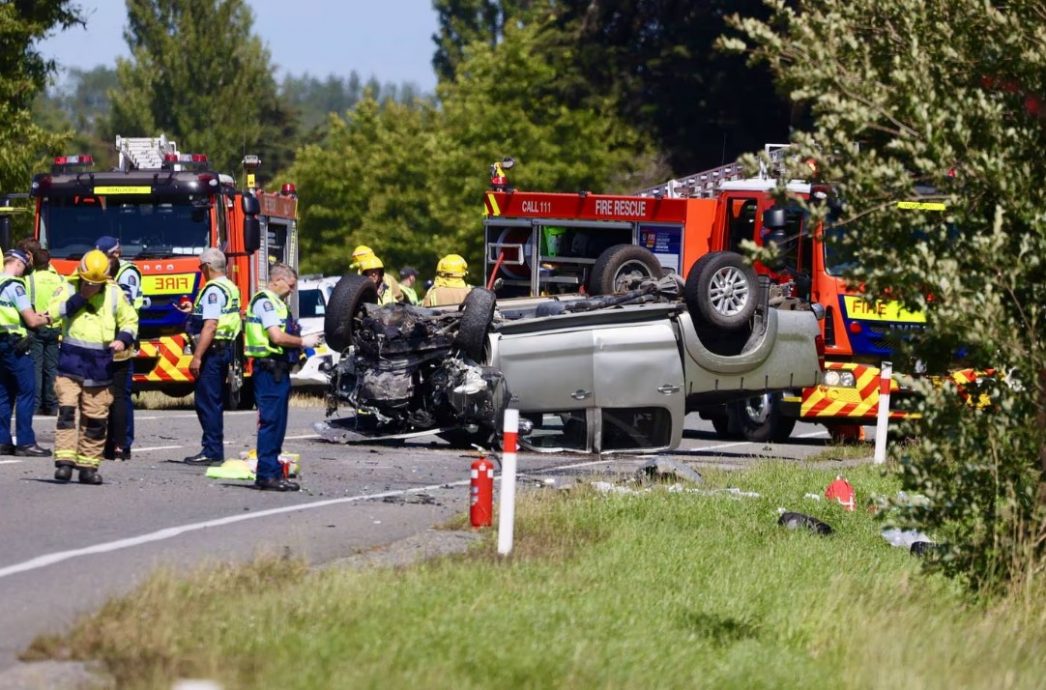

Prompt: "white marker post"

[874,361,893,464]
[497,409,520,557]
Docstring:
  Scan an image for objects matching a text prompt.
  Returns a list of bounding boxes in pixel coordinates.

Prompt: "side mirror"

[244,217,261,254]
[762,207,787,229]
[241,193,260,216]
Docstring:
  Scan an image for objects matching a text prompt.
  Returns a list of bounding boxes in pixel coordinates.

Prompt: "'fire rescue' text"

[594,199,647,218]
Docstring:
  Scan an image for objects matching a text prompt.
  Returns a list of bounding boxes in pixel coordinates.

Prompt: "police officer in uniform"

[0,249,52,456]
[244,263,319,491]
[95,236,143,461]
[48,249,138,484]
[21,241,65,415]
[179,248,242,465]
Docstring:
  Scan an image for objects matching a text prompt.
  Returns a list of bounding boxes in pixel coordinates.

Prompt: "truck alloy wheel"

[684,251,757,331]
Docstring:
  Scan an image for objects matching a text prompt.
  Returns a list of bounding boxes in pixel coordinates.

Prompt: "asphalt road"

[0,404,841,672]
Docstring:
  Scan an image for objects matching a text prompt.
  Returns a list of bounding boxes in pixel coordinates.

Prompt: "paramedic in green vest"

[22,242,65,415]
[0,248,52,457]
[48,249,138,484]
[177,248,242,466]
[95,236,143,460]
[245,263,320,491]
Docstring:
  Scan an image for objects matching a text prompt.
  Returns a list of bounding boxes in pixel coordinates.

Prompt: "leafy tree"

[107,0,297,180]
[432,1,793,172]
[725,0,1046,588]
[280,72,428,136]
[0,1,82,200]
[292,20,649,277]
[290,96,439,277]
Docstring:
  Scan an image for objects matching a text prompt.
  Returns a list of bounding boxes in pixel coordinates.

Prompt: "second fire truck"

[481,146,935,442]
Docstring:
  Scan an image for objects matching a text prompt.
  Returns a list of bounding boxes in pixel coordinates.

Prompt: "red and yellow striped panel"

[800,362,908,421]
[134,335,192,383]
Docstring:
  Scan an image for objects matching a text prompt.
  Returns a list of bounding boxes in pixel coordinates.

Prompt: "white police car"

[291,276,341,388]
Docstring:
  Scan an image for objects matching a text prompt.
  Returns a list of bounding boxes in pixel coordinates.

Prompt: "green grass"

[27,464,1046,689]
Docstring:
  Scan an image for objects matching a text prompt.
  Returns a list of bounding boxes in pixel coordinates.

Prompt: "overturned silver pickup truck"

[318,249,822,453]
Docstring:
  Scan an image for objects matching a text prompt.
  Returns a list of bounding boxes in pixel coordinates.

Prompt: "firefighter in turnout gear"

[245,263,319,491]
[178,248,242,466]
[0,248,52,457]
[48,250,138,484]
[422,254,473,307]
[350,245,402,305]
[95,236,142,461]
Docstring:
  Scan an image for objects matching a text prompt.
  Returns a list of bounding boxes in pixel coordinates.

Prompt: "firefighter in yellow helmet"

[422,254,473,307]
[351,245,403,305]
[46,249,138,485]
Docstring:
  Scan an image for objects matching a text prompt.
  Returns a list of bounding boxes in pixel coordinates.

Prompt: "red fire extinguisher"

[470,456,494,527]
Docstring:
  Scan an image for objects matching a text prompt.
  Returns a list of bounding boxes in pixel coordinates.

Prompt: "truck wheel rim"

[744,393,771,424]
[613,260,654,292]
[709,266,749,316]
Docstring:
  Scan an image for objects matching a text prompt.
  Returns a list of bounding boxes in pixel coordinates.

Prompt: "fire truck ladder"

[635,143,793,199]
[115,135,179,172]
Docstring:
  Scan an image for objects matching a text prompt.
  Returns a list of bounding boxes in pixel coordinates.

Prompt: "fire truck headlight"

[824,371,857,388]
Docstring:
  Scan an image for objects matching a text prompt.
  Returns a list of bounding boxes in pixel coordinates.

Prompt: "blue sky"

[37,0,440,91]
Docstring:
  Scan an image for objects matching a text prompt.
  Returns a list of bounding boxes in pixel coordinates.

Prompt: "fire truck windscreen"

[41,196,211,260]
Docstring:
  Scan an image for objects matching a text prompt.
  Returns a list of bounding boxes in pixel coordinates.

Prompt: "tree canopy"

[107,0,294,178]
[726,0,1046,588]
[0,1,82,198]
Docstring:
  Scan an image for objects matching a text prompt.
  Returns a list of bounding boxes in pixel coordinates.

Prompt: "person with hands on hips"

[178,248,242,466]
[47,250,138,485]
[244,263,320,491]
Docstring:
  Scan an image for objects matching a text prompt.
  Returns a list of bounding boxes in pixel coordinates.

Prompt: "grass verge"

[27,463,1046,689]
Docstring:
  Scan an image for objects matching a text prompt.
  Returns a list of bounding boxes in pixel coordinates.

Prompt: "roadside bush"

[725,0,1046,589]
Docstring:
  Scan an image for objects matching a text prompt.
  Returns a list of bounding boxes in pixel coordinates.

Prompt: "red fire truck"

[482,146,932,442]
[30,135,300,407]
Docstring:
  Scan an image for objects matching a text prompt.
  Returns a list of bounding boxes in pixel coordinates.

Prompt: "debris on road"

[881,528,931,549]
[777,511,833,535]
[824,476,856,511]
[635,458,703,484]
[910,541,936,557]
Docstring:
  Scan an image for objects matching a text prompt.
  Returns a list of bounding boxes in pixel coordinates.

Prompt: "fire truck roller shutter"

[324,275,379,351]
[684,251,758,332]
[588,244,663,295]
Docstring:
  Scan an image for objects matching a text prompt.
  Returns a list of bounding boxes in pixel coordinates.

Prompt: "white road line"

[0,480,473,580]
[133,445,185,453]
[0,460,23,466]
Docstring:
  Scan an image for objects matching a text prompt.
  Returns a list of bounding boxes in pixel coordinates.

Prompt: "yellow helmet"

[350,244,374,266]
[436,254,468,278]
[357,254,384,272]
[78,249,111,285]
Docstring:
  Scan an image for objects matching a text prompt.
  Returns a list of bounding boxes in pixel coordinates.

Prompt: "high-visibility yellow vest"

[27,266,66,315]
[0,276,27,337]
[192,275,242,340]
[244,288,287,358]
[49,281,138,346]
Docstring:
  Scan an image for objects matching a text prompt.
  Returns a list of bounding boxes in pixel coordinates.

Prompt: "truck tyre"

[324,275,378,352]
[685,251,757,331]
[728,392,796,442]
[709,414,739,440]
[588,244,663,295]
[454,288,496,361]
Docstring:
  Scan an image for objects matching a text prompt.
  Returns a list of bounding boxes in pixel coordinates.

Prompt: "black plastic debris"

[909,541,935,557]
[777,511,833,536]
